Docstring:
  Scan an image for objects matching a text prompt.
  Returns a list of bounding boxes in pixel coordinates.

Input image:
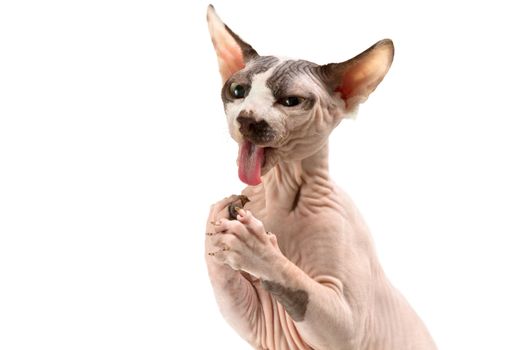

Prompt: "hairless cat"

[204,5,436,350]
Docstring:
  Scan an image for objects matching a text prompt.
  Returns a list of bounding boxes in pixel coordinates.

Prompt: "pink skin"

[205,5,436,350]
[206,158,436,350]
[208,208,280,279]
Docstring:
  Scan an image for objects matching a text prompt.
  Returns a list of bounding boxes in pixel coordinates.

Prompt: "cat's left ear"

[207,5,259,83]
[319,39,394,114]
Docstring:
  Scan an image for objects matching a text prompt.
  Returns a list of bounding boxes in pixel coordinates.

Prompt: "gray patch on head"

[261,280,309,321]
[221,56,279,103]
[246,56,280,79]
[265,60,320,110]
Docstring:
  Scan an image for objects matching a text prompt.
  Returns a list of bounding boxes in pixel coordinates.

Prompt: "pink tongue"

[238,140,265,186]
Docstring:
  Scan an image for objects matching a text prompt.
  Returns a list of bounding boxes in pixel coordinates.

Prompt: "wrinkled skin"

[205,6,437,350]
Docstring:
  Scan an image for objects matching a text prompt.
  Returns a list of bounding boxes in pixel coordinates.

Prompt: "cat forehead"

[245,56,320,85]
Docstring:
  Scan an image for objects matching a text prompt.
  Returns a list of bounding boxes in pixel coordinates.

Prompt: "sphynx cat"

[204,5,436,350]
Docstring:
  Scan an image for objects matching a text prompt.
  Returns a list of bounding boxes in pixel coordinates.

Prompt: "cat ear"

[319,39,394,113]
[207,5,259,83]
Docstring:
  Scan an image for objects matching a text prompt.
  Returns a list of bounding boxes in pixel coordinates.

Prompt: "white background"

[1,0,524,349]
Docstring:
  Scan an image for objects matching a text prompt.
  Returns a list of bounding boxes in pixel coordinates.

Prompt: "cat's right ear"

[207,5,259,83]
[319,39,394,115]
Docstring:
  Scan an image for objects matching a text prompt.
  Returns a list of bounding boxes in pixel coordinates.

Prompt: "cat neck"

[260,143,332,212]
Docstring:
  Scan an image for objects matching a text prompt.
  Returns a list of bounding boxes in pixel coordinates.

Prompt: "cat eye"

[229,82,248,99]
[278,96,304,107]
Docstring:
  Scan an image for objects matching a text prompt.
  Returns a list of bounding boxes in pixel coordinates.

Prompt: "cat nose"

[237,115,258,134]
[236,114,275,144]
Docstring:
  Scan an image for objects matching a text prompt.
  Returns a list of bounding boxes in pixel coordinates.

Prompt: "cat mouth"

[237,139,275,186]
